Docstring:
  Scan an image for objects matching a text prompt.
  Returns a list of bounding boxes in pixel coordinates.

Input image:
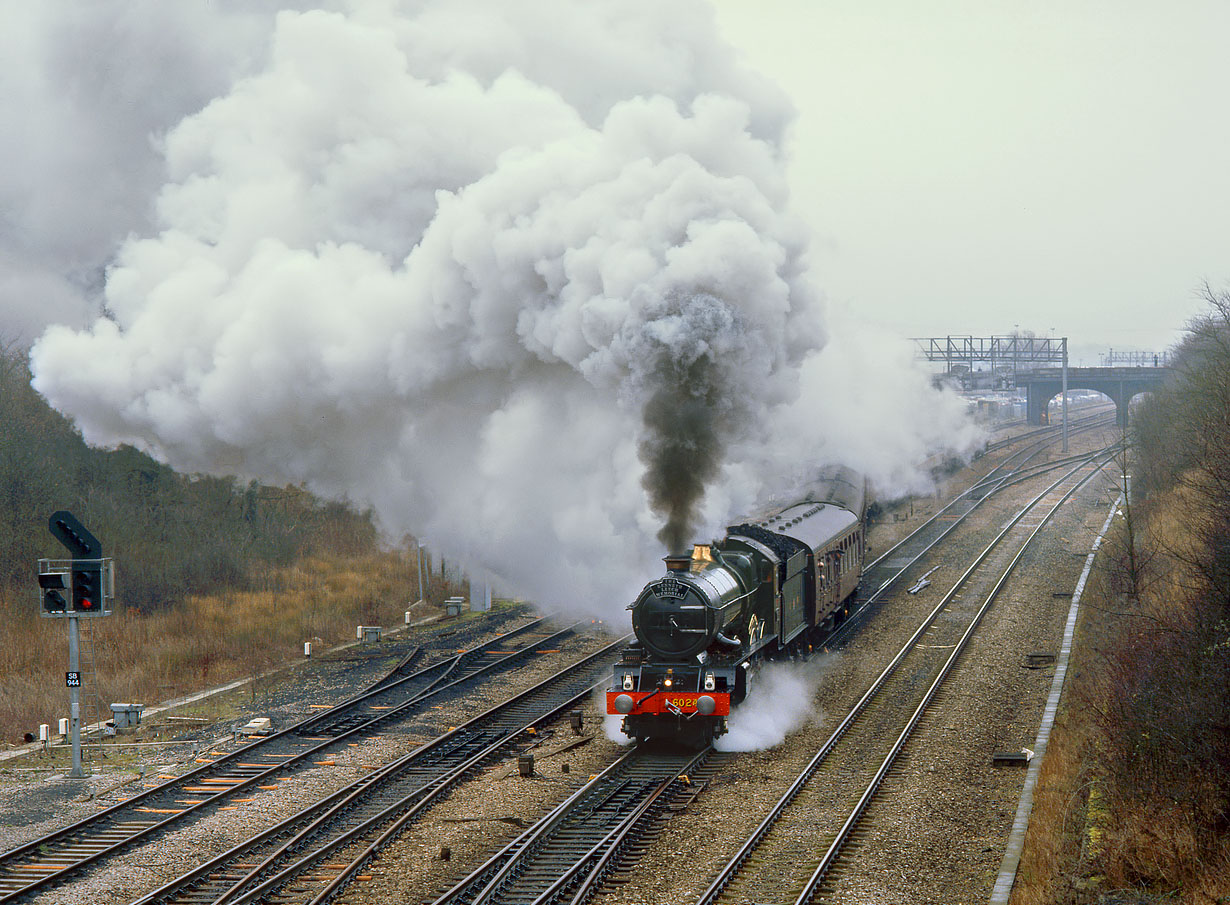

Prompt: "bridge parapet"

[1017,367,1169,426]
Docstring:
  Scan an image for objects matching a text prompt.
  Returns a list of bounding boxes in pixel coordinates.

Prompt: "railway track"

[2,413,1116,905]
[426,744,730,905]
[418,435,1122,905]
[416,433,1122,905]
[371,429,1115,905]
[694,450,1115,905]
[978,405,1113,457]
[0,616,576,902]
[976,409,1114,480]
[413,423,1118,905]
[127,638,629,905]
[843,414,1117,637]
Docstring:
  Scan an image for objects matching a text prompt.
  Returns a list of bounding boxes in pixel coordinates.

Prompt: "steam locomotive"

[607,469,867,747]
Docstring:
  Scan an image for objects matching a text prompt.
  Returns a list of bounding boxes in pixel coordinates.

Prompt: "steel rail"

[131,637,629,905]
[358,644,423,694]
[462,751,654,905]
[293,617,566,736]
[971,411,1114,490]
[551,752,714,905]
[828,424,1117,651]
[791,451,1115,905]
[425,748,643,905]
[426,746,712,905]
[978,404,1114,456]
[969,413,1115,494]
[520,750,709,905]
[870,413,1114,577]
[695,451,1115,905]
[0,617,569,903]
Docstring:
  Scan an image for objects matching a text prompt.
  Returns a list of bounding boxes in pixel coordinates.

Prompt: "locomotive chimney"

[662,552,692,572]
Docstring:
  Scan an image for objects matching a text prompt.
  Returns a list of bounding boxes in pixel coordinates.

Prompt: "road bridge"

[912,336,1172,443]
[1017,367,1169,427]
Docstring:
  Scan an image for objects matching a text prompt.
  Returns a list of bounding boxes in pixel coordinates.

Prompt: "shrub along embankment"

[1013,291,1230,904]
[0,345,456,741]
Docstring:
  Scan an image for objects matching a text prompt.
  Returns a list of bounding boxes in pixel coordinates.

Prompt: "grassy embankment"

[0,345,458,741]
[0,552,439,737]
[1011,291,1230,904]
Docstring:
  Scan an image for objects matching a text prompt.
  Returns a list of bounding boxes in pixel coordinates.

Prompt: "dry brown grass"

[1011,487,1230,904]
[1010,566,1107,905]
[0,549,448,741]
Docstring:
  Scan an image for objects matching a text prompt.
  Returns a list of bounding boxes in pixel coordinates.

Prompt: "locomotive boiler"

[608,468,867,747]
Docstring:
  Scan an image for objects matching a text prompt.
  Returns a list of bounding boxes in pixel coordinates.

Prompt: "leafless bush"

[1078,285,1230,899]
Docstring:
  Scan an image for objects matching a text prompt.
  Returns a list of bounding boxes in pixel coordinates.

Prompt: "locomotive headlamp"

[663,677,673,688]
[703,673,716,691]
[622,674,634,691]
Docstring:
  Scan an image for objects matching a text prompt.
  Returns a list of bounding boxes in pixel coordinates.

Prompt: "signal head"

[71,567,102,611]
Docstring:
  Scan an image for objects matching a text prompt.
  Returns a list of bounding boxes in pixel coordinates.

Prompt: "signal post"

[38,511,113,778]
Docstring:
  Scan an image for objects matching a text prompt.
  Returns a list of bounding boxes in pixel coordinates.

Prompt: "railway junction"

[0,410,1127,905]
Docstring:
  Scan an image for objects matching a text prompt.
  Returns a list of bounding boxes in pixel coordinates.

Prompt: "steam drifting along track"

[0,414,1120,905]
[840,411,1116,634]
[695,450,1115,905]
[0,617,575,903]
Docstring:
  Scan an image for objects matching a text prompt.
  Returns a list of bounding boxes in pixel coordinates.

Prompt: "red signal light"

[72,567,102,612]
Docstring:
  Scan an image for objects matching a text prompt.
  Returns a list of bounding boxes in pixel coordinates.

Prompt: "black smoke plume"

[637,293,745,553]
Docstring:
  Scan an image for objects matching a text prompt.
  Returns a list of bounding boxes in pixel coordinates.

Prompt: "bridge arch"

[1020,367,1169,428]
[1038,389,1114,425]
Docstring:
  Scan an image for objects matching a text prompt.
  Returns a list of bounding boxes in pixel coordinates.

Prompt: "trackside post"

[41,510,114,778]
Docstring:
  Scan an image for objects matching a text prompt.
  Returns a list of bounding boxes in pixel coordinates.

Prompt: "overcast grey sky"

[710,1,1230,362]
[3,2,1224,362]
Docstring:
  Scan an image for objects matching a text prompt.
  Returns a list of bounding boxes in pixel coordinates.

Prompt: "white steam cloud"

[714,660,825,752]
[602,710,635,748]
[14,1,982,619]
[0,1,299,343]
